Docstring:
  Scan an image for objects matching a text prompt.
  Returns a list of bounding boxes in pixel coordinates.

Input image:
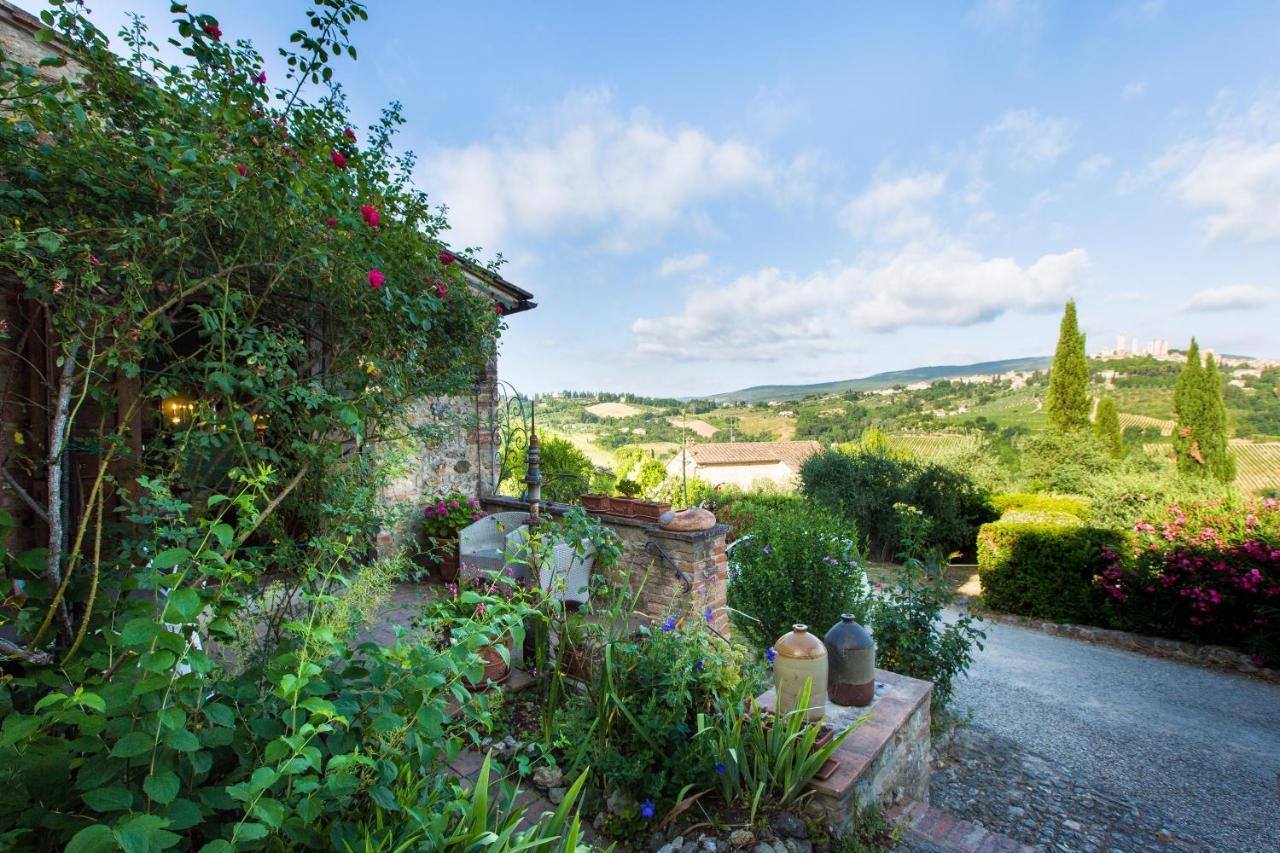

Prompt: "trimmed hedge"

[977,519,1127,624]
[991,493,1091,520]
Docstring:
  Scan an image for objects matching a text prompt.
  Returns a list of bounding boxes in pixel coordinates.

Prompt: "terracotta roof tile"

[684,440,821,471]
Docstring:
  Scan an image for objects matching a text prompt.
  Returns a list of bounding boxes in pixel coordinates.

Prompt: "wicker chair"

[459,511,530,579]
[540,540,596,605]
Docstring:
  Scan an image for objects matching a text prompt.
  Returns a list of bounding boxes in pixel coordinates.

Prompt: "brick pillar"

[617,523,731,636]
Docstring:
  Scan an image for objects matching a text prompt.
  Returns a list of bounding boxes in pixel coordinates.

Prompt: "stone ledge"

[755,668,931,836]
[481,495,729,544]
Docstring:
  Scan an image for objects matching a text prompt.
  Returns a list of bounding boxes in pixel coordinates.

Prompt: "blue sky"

[28,0,1280,396]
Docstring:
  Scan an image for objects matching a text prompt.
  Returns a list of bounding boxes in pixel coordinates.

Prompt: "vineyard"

[1144,440,1280,496]
[887,432,980,461]
[1118,412,1175,436]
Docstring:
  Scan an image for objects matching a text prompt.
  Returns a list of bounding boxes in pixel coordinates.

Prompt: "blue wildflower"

[695,659,703,671]
[660,616,677,633]
[715,762,726,775]
[640,800,655,819]
[704,606,714,622]
[766,647,777,664]
[763,545,771,555]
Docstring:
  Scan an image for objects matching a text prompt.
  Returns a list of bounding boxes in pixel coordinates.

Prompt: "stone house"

[665,440,822,490]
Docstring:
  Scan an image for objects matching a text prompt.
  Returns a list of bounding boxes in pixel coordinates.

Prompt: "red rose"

[494,303,504,315]
[330,150,347,169]
[360,205,380,227]
[325,217,337,228]
[344,127,357,142]
[368,269,384,289]
[203,23,222,41]
[235,163,247,177]
[438,250,456,266]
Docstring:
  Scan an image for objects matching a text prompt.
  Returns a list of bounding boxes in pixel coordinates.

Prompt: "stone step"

[888,801,1034,853]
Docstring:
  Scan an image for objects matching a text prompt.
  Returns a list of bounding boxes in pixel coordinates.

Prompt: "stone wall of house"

[0,1,85,82]
[376,357,500,557]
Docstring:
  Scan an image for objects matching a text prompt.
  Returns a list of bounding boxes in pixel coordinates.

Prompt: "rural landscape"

[1,2,1278,852]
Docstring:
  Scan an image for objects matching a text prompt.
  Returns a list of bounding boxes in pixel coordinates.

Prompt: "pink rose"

[367,268,384,288]
[203,23,222,41]
[360,205,380,227]
[325,216,337,228]
[252,70,266,85]
[330,150,347,169]
[438,250,456,266]
[344,127,357,142]
[235,163,247,177]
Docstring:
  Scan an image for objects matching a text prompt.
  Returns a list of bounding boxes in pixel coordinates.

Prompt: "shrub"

[649,474,716,509]
[726,501,868,651]
[865,558,986,716]
[1100,498,1280,663]
[977,519,1127,623]
[1019,430,1113,494]
[992,493,1091,520]
[501,435,595,504]
[1083,469,1228,530]
[800,449,994,560]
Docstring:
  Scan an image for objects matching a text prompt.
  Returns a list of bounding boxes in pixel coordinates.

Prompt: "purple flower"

[715,762,726,775]
[763,545,771,555]
[660,617,677,633]
[704,606,713,622]
[766,647,776,664]
[640,801,655,819]
[695,660,703,671]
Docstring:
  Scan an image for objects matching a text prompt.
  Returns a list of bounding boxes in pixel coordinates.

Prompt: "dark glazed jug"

[823,613,876,706]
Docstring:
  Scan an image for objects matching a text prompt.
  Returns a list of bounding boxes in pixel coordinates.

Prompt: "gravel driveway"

[944,616,1280,852]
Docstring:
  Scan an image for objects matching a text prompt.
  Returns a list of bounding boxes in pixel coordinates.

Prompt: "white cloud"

[423,89,790,250]
[1077,154,1112,179]
[840,172,946,242]
[1122,81,1147,99]
[1150,96,1280,242]
[981,109,1074,170]
[658,252,710,278]
[632,244,1089,361]
[1182,284,1277,312]
[968,0,1047,35]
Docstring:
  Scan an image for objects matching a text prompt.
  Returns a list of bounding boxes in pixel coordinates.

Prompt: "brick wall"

[482,496,731,635]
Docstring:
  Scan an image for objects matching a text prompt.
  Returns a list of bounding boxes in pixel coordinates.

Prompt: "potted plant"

[581,493,611,512]
[633,500,672,522]
[611,478,641,516]
[421,492,486,581]
[420,565,530,689]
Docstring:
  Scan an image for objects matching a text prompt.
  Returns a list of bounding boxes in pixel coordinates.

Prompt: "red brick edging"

[887,800,1033,853]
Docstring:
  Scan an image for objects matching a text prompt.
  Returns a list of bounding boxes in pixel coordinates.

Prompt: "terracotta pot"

[633,501,671,522]
[581,494,611,513]
[559,642,600,681]
[609,497,639,517]
[773,624,828,723]
[434,539,460,582]
[465,636,512,690]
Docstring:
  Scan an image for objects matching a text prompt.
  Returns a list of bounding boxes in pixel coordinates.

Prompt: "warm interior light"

[160,394,194,426]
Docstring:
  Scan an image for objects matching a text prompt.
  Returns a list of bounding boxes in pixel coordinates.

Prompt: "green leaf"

[252,797,285,829]
[144,771,180,805]
[110,731,153,759]
[203,704,235,728]
[82,786,133,813]
[209,523,233,551]
[164,588,202,622]
[162,798,203,831]
[37,232,62,253]
[121,617,161,646]
[368,785,400,812]
[163,729,200,752]
[198,843,232,853]
[234,822,269,842]
[113,814,178,853]
[65,824,116,853]
[152,548,190,570]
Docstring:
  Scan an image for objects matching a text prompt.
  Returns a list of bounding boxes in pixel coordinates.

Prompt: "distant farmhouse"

[666,440,821,490]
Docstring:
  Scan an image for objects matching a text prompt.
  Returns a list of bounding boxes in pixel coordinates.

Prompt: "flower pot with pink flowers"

[421,492,487,582]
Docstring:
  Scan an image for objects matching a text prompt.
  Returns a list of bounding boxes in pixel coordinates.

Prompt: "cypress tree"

[1093,396,1123,459]
[1199,353,1236,483]
[1046,300,1090,432]
[1173,339,1203,475]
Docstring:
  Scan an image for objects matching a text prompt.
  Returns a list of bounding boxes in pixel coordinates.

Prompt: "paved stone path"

[941,613,1280,852]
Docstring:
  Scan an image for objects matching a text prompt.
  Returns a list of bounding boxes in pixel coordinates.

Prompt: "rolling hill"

[705,356,1052,403]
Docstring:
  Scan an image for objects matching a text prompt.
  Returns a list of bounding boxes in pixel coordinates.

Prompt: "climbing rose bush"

[1099,498,1280,665]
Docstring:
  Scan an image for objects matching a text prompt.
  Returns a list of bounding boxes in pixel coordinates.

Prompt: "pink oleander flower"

[331,150,347,169]
[367,268,384,288]
[438,250,456,266]
[325,216,337,228]
[235,163,247,177]
[360,205,380,227]
[344,127,357,142]
[203,23,222,41]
